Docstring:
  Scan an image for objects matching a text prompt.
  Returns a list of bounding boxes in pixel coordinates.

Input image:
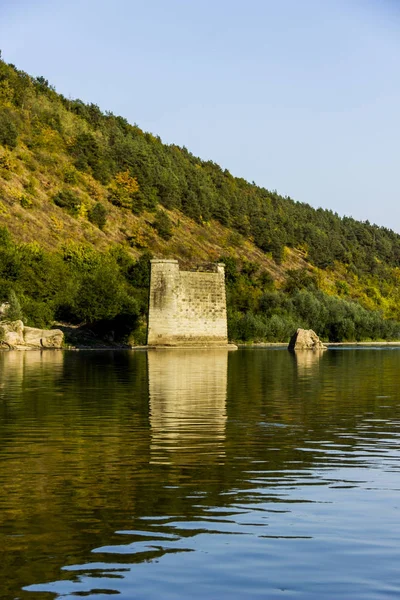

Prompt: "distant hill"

[1,56,400,343]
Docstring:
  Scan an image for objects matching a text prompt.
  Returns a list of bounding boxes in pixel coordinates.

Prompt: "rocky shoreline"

[237,341,400,347]
[1,319,400,352]
[0,320,64,350]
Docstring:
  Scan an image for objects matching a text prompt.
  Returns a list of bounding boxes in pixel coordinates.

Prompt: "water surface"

[1,348,400,599]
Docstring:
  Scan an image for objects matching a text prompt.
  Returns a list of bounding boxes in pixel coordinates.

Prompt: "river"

[1,348,399,599]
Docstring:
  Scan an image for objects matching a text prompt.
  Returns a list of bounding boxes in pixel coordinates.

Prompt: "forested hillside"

[1,55,400,343]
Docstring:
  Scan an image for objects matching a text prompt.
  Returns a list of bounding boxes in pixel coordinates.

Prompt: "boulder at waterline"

[0,320,63,349]
[23,327,64,349]
[288,328,327,351]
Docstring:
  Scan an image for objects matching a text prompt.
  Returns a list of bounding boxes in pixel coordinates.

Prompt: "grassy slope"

[0,134,307,277]
[1,138,397,319]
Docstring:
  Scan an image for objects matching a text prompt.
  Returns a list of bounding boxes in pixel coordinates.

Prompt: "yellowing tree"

[109,170,140,208]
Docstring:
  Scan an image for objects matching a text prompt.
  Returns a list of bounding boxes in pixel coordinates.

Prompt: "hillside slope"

[1,56,400,343]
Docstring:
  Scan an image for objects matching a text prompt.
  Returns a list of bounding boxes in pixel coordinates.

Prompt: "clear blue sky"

[1,0,399,230]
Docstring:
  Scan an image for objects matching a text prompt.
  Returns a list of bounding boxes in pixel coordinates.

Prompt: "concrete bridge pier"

[147,259,233,348]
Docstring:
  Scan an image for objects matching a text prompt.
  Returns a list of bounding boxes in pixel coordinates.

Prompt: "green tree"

[4,290,22,321]
[72,262,132,323]
[153,209,173,240]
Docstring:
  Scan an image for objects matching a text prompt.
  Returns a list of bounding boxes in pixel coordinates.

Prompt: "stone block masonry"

[147,259,229,347]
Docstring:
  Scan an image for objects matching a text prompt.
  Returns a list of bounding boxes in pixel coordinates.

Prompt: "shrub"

[88,202,107,230]
[258,270,274,289]
[22,299,55,328]
[153,210,172,240]
[129,317,147,346]
[63,167,79,184]
[0,148,14,171]
[0,110,18,148]
[23,178,36,195]
[20,196,33,209]
[53,189,81,215]
[229,311,268,342]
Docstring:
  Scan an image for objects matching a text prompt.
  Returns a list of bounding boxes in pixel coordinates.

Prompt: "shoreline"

[237,341,400,348]
[3,341,400,352]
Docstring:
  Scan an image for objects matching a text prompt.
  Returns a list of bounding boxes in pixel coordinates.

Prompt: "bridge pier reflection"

[148,349,228,465]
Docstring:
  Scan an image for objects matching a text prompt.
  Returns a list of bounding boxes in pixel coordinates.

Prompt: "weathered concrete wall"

[147,259,228,346]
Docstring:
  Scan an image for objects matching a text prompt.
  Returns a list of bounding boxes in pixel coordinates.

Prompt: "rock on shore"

[0,320,63,349]
[288,328,327,351]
